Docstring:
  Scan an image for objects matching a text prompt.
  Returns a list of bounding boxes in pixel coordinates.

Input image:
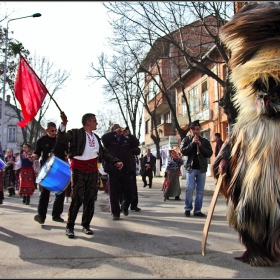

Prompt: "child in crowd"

[4,148,15,197]
[33,159,41,190]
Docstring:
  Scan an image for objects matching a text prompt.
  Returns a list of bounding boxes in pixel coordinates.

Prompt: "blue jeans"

[184,169,206,213]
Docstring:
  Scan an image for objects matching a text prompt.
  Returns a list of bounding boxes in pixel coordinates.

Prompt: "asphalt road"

[0,176,279,278]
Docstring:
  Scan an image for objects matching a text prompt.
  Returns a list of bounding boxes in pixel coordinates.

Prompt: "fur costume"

[213,2,280,267]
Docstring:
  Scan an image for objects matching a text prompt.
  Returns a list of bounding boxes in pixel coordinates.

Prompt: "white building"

[0,95,45,154]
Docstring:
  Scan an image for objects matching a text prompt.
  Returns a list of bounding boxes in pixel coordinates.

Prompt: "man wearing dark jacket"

[32,122,68,224]
[141,149,156,188]
[102,124,140,220]
[180,120,213,218]
[57,112,123,238]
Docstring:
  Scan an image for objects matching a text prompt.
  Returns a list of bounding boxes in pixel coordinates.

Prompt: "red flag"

[14,55,48,127]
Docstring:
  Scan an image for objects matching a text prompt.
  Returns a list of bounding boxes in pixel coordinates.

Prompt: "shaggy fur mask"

[220,2,280,122]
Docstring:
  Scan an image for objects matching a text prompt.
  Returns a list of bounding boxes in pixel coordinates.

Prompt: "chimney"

[6,95,10,104]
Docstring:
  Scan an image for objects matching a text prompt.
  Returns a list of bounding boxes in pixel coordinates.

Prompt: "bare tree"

[103,2,237,126]
[88,51,143,138]
[94,107,125,137]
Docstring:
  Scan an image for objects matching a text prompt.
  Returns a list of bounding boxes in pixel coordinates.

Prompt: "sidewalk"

[1,178,280,278]
[138,174,217,192]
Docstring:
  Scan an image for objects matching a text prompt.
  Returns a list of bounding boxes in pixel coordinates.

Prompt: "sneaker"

[34,215,44,224]
[194,212,207,217]
[113,216,120,220]
[82,227,94,235]
[66,228,74,238]
[52,216,65,222]
[130,207,141,212]
[185,210,190,217]
[121,209,129,216]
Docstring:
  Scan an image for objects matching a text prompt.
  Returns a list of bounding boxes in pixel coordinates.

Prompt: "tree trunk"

[219,76,238,127]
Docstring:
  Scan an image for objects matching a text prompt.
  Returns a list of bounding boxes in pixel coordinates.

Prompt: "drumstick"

[201,173,225,256]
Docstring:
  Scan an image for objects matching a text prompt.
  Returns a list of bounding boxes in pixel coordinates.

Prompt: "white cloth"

[98,164,107,175]
[59,124,99,160]
[13,156,21,170]
[145,155,150,166]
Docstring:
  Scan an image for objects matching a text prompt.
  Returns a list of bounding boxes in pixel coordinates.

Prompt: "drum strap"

[50,138,59,156]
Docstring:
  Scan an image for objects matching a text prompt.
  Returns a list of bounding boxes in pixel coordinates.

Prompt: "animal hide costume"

[213,2,280,267]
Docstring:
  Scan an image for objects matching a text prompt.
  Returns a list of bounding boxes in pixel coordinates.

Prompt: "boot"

[25,195,30,205]
[22,195,26,204]
[12,187,16,196]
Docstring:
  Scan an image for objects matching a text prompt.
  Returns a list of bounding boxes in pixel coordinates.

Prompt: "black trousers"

[66,169,98,229]
[108,170,133,217]
[142,169,153,186]
[130,173,139,209]
[37,186,65,221]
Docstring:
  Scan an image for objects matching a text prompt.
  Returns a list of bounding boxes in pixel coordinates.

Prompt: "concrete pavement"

[151,174,218,192]
[0,177,279,278]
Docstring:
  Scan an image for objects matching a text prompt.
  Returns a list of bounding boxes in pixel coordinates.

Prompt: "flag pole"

[47,92,63,113]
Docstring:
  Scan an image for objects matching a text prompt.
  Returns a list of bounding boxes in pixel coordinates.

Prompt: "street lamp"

[1,13,41,151]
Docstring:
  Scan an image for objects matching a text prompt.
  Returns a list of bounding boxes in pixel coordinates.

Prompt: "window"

[148,74,160,101]
[201,80,207,93]
[188,86,199,116]
[146,119,151,134]
[153,74,160,94]
[201,80,209,110]
[8,126,16,142]
[164,111,171,123]
[181,96,187,115]
[148,81,154,101]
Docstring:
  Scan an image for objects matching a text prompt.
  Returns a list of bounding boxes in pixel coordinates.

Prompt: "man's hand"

[218,158,226,174]
[29,153,38,162]
[193,135,201,146]
[115,162,123,170]
[122,128,130,137]
[60,111,68,126]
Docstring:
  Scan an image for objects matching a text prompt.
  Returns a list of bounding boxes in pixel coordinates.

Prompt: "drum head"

[36,155,55,183]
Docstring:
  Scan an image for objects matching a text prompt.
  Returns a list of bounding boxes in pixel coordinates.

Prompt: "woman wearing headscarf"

[163,149,183,201]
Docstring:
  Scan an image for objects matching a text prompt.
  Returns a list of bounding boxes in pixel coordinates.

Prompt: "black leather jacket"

[101,131,140,173]
[180,134,213,173]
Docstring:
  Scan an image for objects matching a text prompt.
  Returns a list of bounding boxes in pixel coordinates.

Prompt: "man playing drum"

[57,112,123,238]
[31,122,69,224]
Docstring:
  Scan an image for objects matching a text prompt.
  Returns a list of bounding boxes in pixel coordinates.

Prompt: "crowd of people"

[0,113,217,239]
[0,146,40,205]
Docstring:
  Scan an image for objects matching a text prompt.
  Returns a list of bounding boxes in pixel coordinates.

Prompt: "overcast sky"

[3,1,113,129]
